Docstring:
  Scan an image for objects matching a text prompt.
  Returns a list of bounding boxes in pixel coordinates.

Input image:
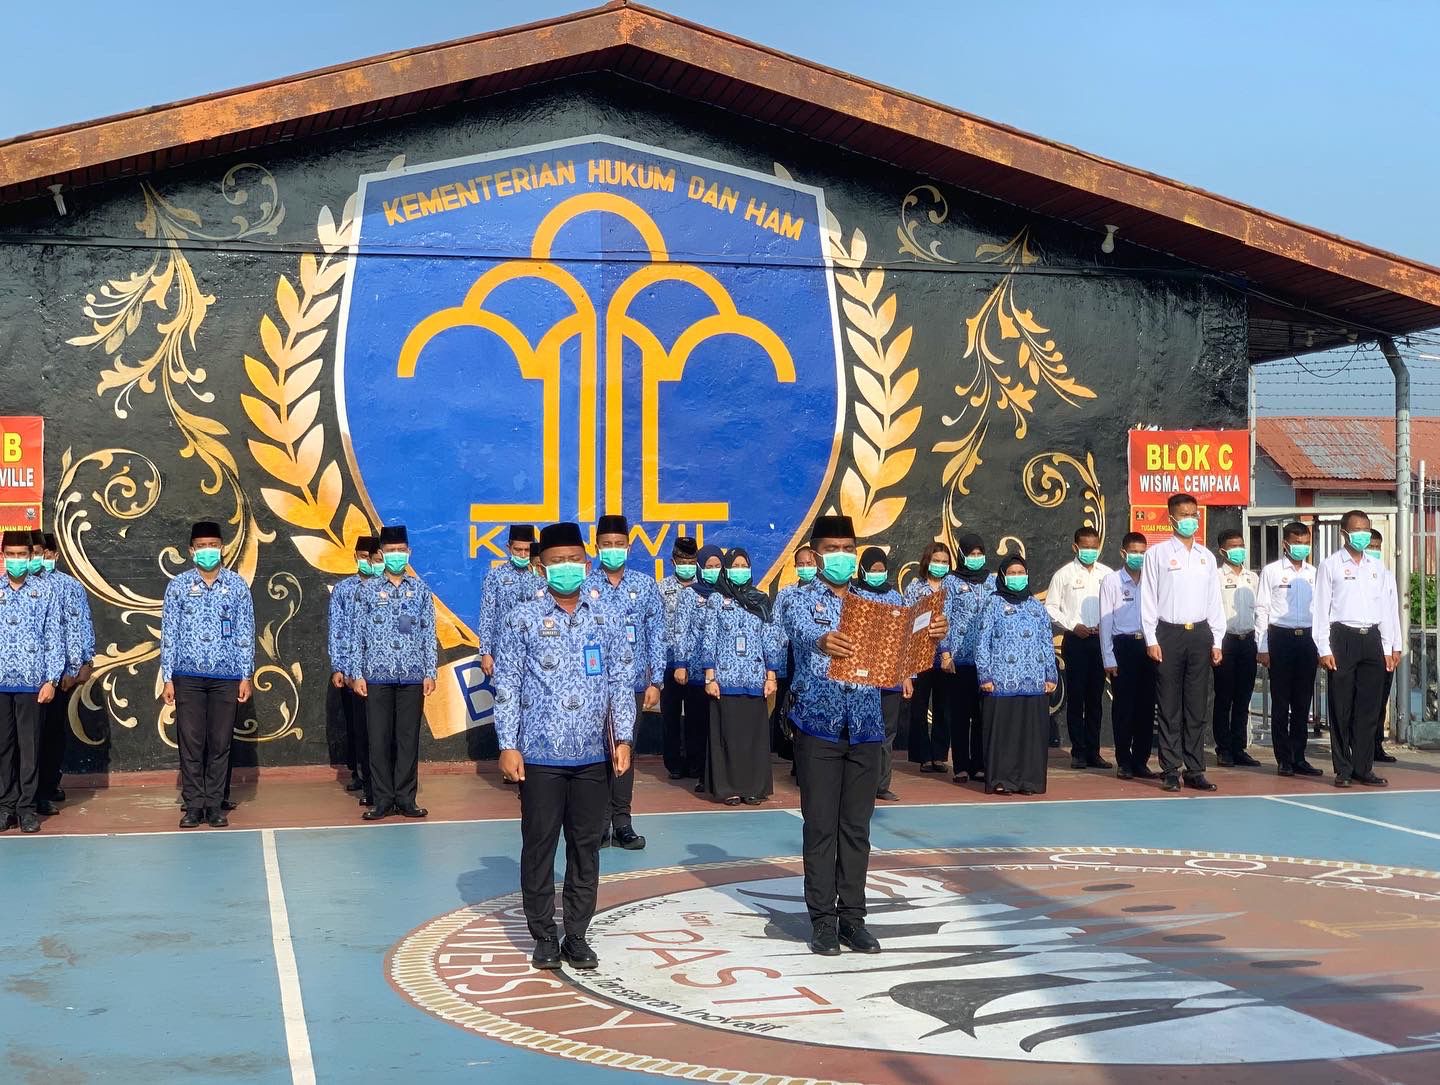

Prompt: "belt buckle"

[1183,622,1194,631]
[1294,628,1306,637]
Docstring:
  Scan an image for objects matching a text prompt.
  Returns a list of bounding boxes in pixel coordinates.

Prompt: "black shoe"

[344,778,364,792]
[1087,756,1114,770]
[1049,736,1062,748]
[1334,776,1352,788]
[179,811,203,828]
[221,799,238,812]
[19,813,41,834]
[1277,765,1295,777]
[359,795,374,807]
[207,811,229,828]
[1069,757,1088,770]
[1375,750,1398,763]
[668,772,684,780]
[808,923,841,957]
[398,805,429,818]
[613,827,646,851]
[35,800,59,816]
[1161,774,1181,792]
[0,811,15,832]
[694,783,705,794]
[562,937,599,970]
[920,762,947,773]
[1132,765,1158,780]
[1184,774,1218,792]
[877,789,900,802]
[599,827,612,849]
[362,805,394,821]
[1357,774,1389,787]
[1116,766,1133,780]
[839,922,881,954]
[1295,762,1324,777]
[1233,751,1261,767]
[1216,754,1235,768]
[50,788,66,803]
[531,939,562,970]
[969,769,986,782]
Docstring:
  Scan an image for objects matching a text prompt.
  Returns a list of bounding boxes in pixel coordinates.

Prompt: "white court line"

[1266,795,1440,842]
[262,829,317,1085]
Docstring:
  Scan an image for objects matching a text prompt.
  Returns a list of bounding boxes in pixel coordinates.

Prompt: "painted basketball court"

[5,757,1440,1084]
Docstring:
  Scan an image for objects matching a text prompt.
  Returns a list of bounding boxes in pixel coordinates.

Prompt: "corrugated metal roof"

[1257,416,1440,488]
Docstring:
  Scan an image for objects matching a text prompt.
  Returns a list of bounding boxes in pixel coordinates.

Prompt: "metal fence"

[1408,471,1440,740]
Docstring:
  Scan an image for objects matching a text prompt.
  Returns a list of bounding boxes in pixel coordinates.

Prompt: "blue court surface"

[6,788,1440,1084]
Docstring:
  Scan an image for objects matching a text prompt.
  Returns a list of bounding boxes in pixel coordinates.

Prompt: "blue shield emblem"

[337,136,843,627]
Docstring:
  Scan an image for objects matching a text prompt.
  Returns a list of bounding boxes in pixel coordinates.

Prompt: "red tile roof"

[1257,416,1440,489]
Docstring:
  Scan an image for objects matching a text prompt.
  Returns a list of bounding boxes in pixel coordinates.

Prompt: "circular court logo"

[388,848,1440,1083]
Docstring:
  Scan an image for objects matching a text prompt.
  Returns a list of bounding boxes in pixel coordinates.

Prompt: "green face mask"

[599,547,627,571]
[864,571,888,588]
[726,567,752,586]
[1124,552,1145,571]
[928,561,951,578]
[356,558,371,575]
[510,554,531,570]
[193,547,222,572]
[1004,574,1029,592]
[1366,548,1383,561]
[1347,529,1373,552]
[383,551,409,575]
[5,557,30,579]
[1224,546,1246,565]
[963,554,986,571]
[1286,543,1311,561]
[41,558,56,574]
[674,563,697,580]
[700,567,721,584]
[1076,547,1099,566]
[820,551,858,585]
[1173,516,1199,539]
[545,562,586,594]
[27,556,44,574]
[795,566,817,583]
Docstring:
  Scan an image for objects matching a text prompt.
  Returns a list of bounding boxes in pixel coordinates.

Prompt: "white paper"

[911,610,933,634]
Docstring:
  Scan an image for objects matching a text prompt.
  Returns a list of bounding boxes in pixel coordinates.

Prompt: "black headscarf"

[691,544,723,600]
[956,532,989,584]
[994,553,1031,604]
[857,546,890,594]
[718,547,772,621]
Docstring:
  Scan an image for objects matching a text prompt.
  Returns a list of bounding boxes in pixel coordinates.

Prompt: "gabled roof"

[1257,415,1440,489]
[2,0,1438,361]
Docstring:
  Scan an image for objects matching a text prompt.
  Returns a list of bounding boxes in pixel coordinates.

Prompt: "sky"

[4,0,1439,415]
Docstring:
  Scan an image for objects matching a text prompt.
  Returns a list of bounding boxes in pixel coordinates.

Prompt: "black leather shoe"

[1334,776,1352,788]
[345,778,364,792]
[398,805,429,818]
[35,800,59,816]
[1233,751,1261,767]
[359,795,374,806]
[562,937,599,970]
[1161,774,1181,792]
[1087,756,1114,770]
[808,924,841,957]
[599,826,612,849]
[179,811,203,828]
[1357,774,1389,787]
[1375,750,1398,763]
[0,811,15,832]
[221,799,238,812]
[1184,774,1218,792]
[668,772,684,780]
[19,813,41,834]
[1277,764,1295,777]
[839,922,881,954]
[362,805,394,821]
[50,788,66,803]
[613,827,646,850]
[1116,766,1134,780]
[531,939,562,970]
[1049,736,1062,748]
[877,789,900,802]
[1216,754,1235,768]
[1132,766,1158,780]
[207,811,229,828]
[1295,762,1324,777]
[1069,757,1088,770]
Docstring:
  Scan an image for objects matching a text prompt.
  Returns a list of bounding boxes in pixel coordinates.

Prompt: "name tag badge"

[583,642,603,676]
[221,618,233,638]
[625,622,637,644]
[398,614,415,634]
[735,635,747,655]
[541,617,559,637]
[189,584,203,596]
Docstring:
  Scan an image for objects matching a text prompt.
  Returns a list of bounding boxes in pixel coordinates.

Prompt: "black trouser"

[366,682,423,811]
[0,691,42,817]
[1267,627,1316,768]
[949,665,984,775]
[1155,623,1211,777]
[1212,632,1258,758]
[342,686,370,793]
[608,692,644,832]
[1327,624,1384,782]
[1061,634,1104,761]
[877,691,902,793]
[907,669,952,764]
[1377,668,1396,755]
[39,685,75,801]
[1110,635,1156,772]
[175,676,239,815]
[661,670,708,777]
[519,761,609,943]
[795,730,880,926]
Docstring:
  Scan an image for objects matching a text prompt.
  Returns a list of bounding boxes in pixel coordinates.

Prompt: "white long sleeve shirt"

[1311,549,1401,657]
[1098,568,1143,669]
[1044,558,1112,632]
[1219,565,1259,634]
[1140,537,1225,650]
[1253,558,1315,653]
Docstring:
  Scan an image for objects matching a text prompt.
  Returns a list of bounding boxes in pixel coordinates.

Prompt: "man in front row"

[494,522,636,971]
[1254,521,1321,777]
[1100,532,1156,779]
[1212,529,1261,767]
[784,514,947,956]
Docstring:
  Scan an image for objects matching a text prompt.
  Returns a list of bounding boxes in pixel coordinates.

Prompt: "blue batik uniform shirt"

[160,568,256,683]
[975,595,1059,696]
[697,594,784,697]
[37,568,94,678]
[657,574,701,668]
[772,582,810,679]
[349,573,438,685]
[476,561,541,657]
[781,580,883,743]
[493,592,637,766]
[582,568,666,692]
[327,574,365,676]
[947,574,997,665]
[0,575,66,693]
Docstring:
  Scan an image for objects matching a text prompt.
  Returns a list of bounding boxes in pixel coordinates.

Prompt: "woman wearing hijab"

[975,554,1057,795]
[674,544,723,790]
[857,547,912,802]
[699,549,782,805]
[947,533,996,784]
[903,541,959,774]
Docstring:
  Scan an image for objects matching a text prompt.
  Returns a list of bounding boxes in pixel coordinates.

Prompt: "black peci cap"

[378,525,409,546]
[596,514,629,536]
[810,514,855,541]
[190,521,223,543]
[354,535,380,553]
[508,525,536,543]
[538,522,585,552]
[2,530,32,549]
[672,536,698,558]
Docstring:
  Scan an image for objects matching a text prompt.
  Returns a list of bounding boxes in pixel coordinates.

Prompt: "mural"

[0,76,1246,770]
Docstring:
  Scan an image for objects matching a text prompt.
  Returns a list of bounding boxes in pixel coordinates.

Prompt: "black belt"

[1116,632,1144,640]
[1158,620,1204,631]
[1334,622,1378,634]
[1225,631,1255,640]
[1273,626,1311,636]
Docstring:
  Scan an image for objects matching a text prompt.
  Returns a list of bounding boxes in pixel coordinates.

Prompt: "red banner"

[0,416,44,533]
[1130,504,1208,546]
[1128,429,1249,507]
